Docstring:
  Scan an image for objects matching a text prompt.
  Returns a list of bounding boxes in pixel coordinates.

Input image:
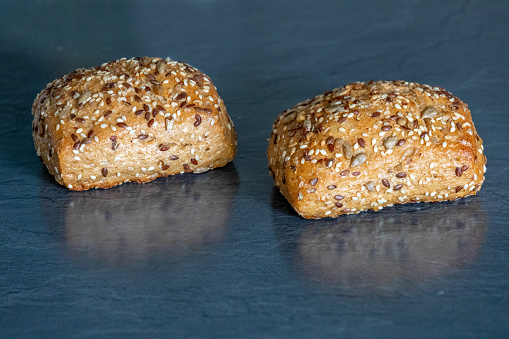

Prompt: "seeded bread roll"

[32,57,236,191]
[268,80,486,219]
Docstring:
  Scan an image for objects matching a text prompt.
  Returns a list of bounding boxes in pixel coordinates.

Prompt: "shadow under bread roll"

[273,191,486,295]
[63,164,239,267]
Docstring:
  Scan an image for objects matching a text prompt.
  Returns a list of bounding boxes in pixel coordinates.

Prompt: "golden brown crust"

[32,57,237,190]
[268,80,486,219]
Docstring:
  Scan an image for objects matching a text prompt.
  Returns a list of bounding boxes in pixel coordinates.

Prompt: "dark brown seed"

[75,118,85,123]
[156,105,165,112]
[104,110,113,118]
[179,101,187,108]
[102,168,108,177]
[358,138,365,148]
[421,132,428,139]
[340,169,350,176]
[455,185,463,193]
[139,134,148,140]
[334,195,344,200]
[71,134,78,142]
[106,97,111,105]
[183,164,192,172]
[396,172,407,178]
[371,111,381,118]
[328,185,337,190]
[396,139,406,147]
[338,117,347,123]
[82,138,91,144]
[110,136,117,142]
[327,143,335,152]
[134,95,142,103]
[291,165,296,172]
[111,141,118,151]
[117,122,127,128]
[325,159,334,167]
[145,86,151,92]
[145,112,151,121]
[381,125,392,131]
[159,145,169,151]
[87,130,94,138]
[310,178,318,186]
[389,115,398,121]
[456,122,463,131]
[194,114,202,126]
[162,163,170,170]
[352,172,360,176]
[135,110,144,116]
[143,104,150,112]
[170,155,179,160]
[203,108,212,114]
[326,136,334,144]
[304,155,312,161]
[461,164,469,172]
[382,179,390,188]
[152,109,159,118]
[73,141,80,150]
[191,158,198,165]
[393,184,403,190]
[336,202,343,208]
[147,119,155,127]
[455,167,462,177]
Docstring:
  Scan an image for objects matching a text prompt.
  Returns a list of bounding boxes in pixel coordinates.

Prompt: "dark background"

[1,0,508,337]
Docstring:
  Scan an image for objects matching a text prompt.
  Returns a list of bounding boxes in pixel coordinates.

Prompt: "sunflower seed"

[351,153,367,167]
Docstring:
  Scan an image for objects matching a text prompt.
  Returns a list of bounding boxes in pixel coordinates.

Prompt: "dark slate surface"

[1,0,508,337]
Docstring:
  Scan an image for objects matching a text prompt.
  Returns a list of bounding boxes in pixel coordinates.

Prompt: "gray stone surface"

[1,0,508,337]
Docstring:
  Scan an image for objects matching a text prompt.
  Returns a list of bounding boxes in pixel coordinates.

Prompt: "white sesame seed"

[110,126,116,131]
[67,184,73,189]
[90,175,96,179]
[100,124,107,128]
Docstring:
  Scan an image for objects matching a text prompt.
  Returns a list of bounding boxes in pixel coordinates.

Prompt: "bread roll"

[268,81,486,219]
[32,57,236,191]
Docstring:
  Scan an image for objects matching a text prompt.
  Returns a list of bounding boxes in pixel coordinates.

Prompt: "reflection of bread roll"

[63,164,239,265]
[32,57,236,191]
[273,192,486,294]
[268,81,486,218]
